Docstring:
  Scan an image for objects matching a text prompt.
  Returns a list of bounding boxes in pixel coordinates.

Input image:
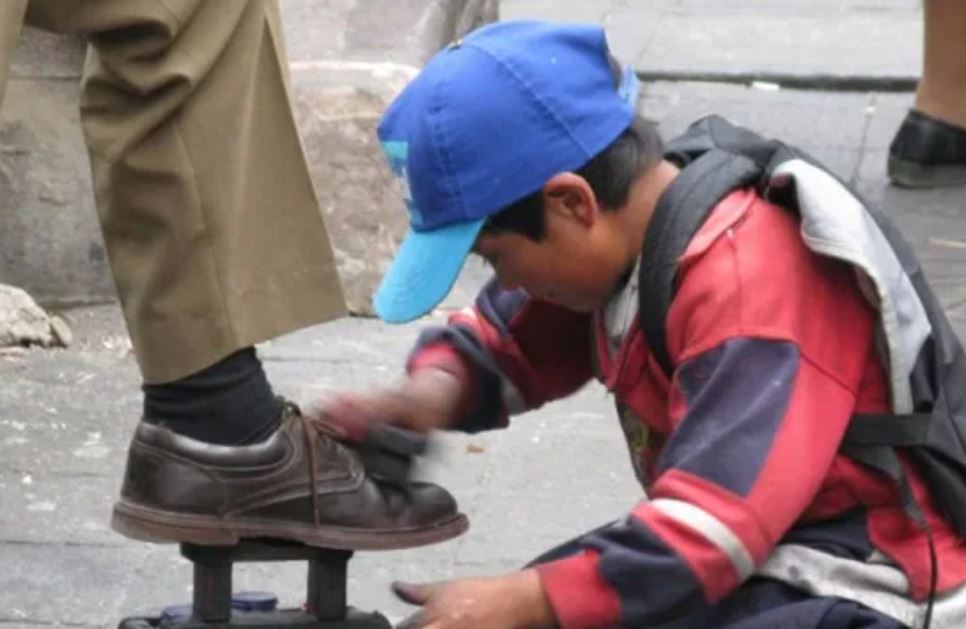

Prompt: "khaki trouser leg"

[0,1,27,106]
[25,0,347,383]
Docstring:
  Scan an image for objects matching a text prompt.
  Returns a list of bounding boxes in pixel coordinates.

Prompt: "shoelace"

[298,403,421,527]
[297,405,350,528]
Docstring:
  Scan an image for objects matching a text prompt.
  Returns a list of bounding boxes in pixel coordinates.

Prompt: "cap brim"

[373,218,486,323]
[618,64,640,105]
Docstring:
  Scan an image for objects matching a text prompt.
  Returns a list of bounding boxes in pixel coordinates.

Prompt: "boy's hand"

[316,367,466,437]
[373,367,468,433]
[307,368,466,484]
[393,570,554,629]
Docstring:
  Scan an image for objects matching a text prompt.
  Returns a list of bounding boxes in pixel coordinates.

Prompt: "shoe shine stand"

[118,539,392,628]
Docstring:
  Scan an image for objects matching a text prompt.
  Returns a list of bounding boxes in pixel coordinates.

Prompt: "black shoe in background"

[888,109,966,188]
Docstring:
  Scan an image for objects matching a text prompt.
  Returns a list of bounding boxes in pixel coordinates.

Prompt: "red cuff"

[536,551,622,629]
[407,343,461,374]
[407,343,476,416]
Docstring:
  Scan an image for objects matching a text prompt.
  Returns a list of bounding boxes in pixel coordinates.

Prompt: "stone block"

[0,283,68,347]
[292,80,408,316]
[282,0,499,66]
[9,25,84,80]
[0,28,112,307]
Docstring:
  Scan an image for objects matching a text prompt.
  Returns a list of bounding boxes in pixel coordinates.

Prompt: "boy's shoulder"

[663,183,875,376]
[677,186,805,279]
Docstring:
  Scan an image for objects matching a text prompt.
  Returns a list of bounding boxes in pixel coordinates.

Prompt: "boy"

[325,21,966,629]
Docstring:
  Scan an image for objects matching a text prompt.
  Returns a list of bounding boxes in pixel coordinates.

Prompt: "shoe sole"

[111,500,469,551]
[888,156,966,189]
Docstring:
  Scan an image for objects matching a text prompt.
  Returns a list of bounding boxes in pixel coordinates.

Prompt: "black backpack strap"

[842,413,933,447]
[638,148,763,376]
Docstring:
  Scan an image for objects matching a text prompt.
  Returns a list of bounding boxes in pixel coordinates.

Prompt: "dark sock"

[142,348,283,445]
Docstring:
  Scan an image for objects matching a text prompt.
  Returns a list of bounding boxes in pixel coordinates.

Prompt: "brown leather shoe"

[111,402,468,550]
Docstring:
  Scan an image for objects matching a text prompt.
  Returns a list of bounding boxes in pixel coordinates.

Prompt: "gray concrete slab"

[0,542,149,627]
[502,0,923,84]
[640,81,871,181]
[0,350,139,477]
[0,471,120,546]
[281,0,498,67]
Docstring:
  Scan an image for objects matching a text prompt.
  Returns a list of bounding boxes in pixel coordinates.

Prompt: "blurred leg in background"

[889,0,966,188]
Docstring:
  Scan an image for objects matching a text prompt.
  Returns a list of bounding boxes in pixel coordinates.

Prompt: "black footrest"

[179,539,354,624]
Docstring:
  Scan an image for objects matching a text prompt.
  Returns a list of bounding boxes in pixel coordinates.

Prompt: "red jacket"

[409,188,966,628]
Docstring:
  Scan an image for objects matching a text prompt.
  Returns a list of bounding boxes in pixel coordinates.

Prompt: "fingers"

[395,608,430,629]
[392,580,437,605]
[312,395,379,442]
[394,608,469,629]
[392,581,436,629]
[317,390,414,430]
[309,372,457,437]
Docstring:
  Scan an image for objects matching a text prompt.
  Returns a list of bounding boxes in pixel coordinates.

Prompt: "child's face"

[473,197,628,312]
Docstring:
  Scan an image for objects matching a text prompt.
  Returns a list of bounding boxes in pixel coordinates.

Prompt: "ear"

[541,172,599,228]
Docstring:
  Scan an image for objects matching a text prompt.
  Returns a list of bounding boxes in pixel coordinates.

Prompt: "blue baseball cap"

[373,20,639,323]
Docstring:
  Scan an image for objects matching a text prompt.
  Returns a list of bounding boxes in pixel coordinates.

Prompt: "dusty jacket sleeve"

[535,195,881,628]
[407,277,595,433]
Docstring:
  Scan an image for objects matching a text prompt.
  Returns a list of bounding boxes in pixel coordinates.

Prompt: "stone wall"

[0,30,107,307]
[0,0,498,314]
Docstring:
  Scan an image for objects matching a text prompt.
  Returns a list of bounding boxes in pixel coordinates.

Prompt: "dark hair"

[481,115,664,241]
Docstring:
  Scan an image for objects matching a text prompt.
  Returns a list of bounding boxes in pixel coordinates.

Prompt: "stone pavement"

[503,0,923,87]
[3,2,966,629]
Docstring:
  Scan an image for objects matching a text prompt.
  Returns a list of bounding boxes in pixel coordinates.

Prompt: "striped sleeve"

[536,336,862,627]
[407,277,594,433]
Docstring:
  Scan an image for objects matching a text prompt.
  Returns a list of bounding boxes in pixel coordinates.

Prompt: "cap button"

[448,39,463,50]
